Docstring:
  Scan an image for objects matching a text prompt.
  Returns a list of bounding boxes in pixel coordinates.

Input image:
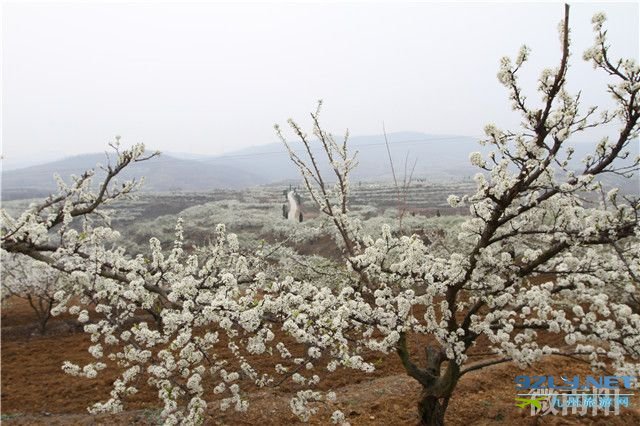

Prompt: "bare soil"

[2,297,639,425]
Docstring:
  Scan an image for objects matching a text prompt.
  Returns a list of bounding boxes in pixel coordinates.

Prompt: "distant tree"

[1,253,66,334]
[1,6,638,426]
[383,123,417,230]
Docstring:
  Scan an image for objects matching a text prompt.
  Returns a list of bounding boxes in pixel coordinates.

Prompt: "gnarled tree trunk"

[396,334,459,426]
[418,393,449,426]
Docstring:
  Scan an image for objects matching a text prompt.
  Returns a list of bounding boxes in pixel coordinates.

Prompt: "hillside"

[1,153,262,200]
[0,132,483,200]
[2,132,637,200]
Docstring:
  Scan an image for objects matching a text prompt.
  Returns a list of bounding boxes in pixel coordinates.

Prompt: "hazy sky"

[2,1,638,163]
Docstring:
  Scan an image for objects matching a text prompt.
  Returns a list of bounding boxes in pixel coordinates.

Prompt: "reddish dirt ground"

[2,296,639,425]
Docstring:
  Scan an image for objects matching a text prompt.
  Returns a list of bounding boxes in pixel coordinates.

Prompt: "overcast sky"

[2,1,638,164]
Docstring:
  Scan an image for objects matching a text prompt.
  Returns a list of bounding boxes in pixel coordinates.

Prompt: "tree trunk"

[395,335,458,426]
[39,315,50,335]
[418,393,449,426]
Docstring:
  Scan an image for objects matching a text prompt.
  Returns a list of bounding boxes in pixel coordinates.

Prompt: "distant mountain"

[2,150,68,171]
[207,132,485,183]
[2,132,637,200]
[1,153,261,200]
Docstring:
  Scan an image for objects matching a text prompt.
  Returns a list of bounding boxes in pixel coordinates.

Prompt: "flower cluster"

[1,10,639,426]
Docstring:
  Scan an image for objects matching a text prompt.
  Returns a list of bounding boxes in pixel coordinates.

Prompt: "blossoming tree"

[1,5,638,426]
[1,253,69,334]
